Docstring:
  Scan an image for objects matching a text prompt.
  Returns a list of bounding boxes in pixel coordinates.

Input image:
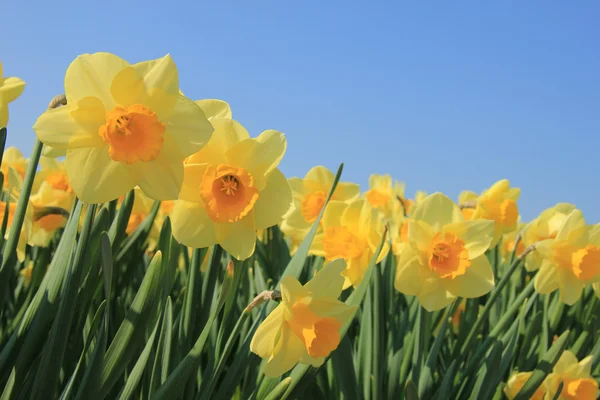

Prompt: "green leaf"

[149,297,174,393]
[514,330,570,400]
[75,312,108,400]
[404,379,419,400]
[471,340,503,400]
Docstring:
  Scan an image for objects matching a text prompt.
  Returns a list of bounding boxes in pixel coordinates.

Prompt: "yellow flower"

[500,222,527,263]
[544,350,598,400]
[19,262,34,286]
[171,118,293,260]
[364,174,406,220]
[194,99,232,120]
[250,259,356,377]
[534,210,600,305]
[458,190,478,220]
[311,199,389,289]
[0,171,33,261]
[504,372,546,400]
[390,212,410,256]
[28,182,69,247]
[0,61,26,128]
[394,193,495,311]
[522,203,576,272]
[472,179,521,246]
[281,166,360,254]
[1,147,27,191]
[33,53,213,204]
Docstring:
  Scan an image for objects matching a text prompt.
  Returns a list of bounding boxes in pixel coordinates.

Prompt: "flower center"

[500,199,519,227]
[562,378,598,400]
[99,104,165,164]
[428,232,470,279]
[366,189,389,208]
[301,191,327,223]
[200,164,259,223]
[322,226,366,260]
[46,171,72,193]
[287,302,342,358]
[571,245,600,281]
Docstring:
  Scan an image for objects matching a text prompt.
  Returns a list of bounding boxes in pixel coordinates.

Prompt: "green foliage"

[0,161,598,400]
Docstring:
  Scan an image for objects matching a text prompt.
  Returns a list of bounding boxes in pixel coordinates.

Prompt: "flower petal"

[280,276,304,304]
[195,99,232,119]
[171,200,218,248]
[226,130,286,191]
[394,246,424,296]
[164,95,214,158]
[557,268,584,305]
[304,259,346,300]
[254,169,293,230]
[419,289,454,312]
[556,210,586,241]
[34,97,106,149]
[264,326,306,378]
[66,146,136,204]
[179,164,209,203]
[444,220,495,259]
[131,54,179,118]
[0,77,26,103]
[321,201,348,229]
[412,192,463,230]
[215,214,257,260]
[134,157,183,201]
[65,52,129,109]
[534,259,559,294]
[445,255,494,298]
[250,305,285,359]
[186,118,249,165]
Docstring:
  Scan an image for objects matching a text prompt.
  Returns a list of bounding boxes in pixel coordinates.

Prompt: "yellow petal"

[215,214,257,260]
[444,255,494,298]
[194,99,232,119]
[65,52,129,109]
[0,77,26,103]
[133,157,183,201]
[408,219,434,257]
[253,169,293,230]
[131,54,179,119]
[186,118,249,164]
[250,305,285,358]
[321,201,348,229]
[179,164,209,203]
[110,66,145,107]
[0,104,7,127]
[394,246,424,296]
[303,166,334,193]
[309,298,356,326]
[304,259,346,299]
[164,95,213,158]
[444,220,494,259]
[41,146,67,158]
[171,201,217,248]
[288,177,305,197]
[280,276,304,304]
[225,130,286,191]
[534,259,559,294]
[557,268,584,305]
[418,289,454,312]
[66,146,136,204]
[556,210,585,241]
[412,192,463,231]
[264,326,306,378]
[334,182,360,202]
[34,97,105,149]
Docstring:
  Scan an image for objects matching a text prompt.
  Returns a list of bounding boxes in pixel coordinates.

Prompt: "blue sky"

[1,1,599,221]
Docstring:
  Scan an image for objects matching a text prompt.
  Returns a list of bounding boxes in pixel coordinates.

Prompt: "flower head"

[171,117,292,260]
[364,174,406,220]
[33,53,213,204]
[1,147,27,192]
[250,260,356,377]
[281,166,359,254]
[504,372,546,400]
[311,199,389,289]
[472,179,521,246]
[534,210,600,305]
[395,193,495,311]
[544,351,598,400]
[0,61,26,128]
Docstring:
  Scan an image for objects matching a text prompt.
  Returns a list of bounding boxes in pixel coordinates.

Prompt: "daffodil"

[544,350,598,400]
[1,168,32,261]
[0,61,26,128]
[281,166,360,254]
[534,210,600,305]
[1,147,27,191]
[472,179,520,246]
[33,52,213,204]
[28,182,70,247]
[311,199,388,289]
[500,222,527,264]
[364,174,406,220]
[390,212,410,256]
[504,372,546,400]
[250,259,356,377]
[458,190,478,220]
[19,262,34,286]
[394,193,495,311]
[522,203,576,271]
[171,117,293,260]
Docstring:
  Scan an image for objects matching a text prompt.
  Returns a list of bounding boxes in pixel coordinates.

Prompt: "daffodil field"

[0,53,599,400]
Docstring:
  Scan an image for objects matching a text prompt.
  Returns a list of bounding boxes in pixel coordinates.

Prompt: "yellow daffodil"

[544,350,598,400]
[504,372,546,400]
[364,174,406,220]
[390,212,410,256]
[171,117,293,260]
[394,193,495,311]
[33,157,75,209]
[28,182,70,247]
[472,179,521,246]
[403,190,428,217]
[19,262,34,286]
[0,61,26,128]
[1,147,27,191]
[522,203,576,272]
[1,168,32,261]
[458,190,478,220]
[194,99,232,120]
[534,210,600,305]
[281,166,360,254]
[311,199,389,289]
[500,222,527,263]
[250,259,356,377]
[33,52,213,204]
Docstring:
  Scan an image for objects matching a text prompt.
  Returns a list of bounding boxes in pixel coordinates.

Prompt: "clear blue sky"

[2,1,599,222]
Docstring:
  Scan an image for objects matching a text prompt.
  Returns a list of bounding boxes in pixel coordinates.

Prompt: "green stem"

[0,128,6,167]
